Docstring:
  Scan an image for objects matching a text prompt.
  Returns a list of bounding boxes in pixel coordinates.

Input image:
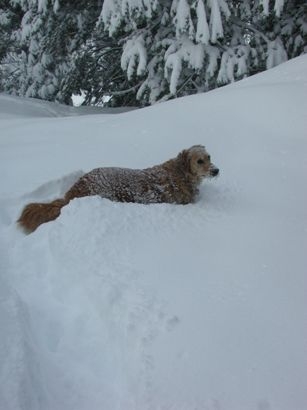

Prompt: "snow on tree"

[1,0,100,103]
[208,0,230,43]
[0,0,306,106]
[99,0,306,105]
[195,0,210,45]
[121,35,147,80]
[0,1,23,81]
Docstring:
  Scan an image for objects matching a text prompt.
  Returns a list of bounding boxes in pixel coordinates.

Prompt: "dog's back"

[66,166,174,204]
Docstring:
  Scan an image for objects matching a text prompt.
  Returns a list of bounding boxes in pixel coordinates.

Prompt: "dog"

[17,145,219,233]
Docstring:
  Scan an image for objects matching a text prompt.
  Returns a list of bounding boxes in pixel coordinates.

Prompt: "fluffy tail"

[17,198,69,233]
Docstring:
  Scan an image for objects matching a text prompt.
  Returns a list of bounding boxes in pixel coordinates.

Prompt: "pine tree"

[0,0,306,106]
[62,28,133,106]
[100,0,307,105]
[0,1,23,90]
[1,0,101,103]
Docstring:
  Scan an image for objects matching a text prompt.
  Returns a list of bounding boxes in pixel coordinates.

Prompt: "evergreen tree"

[62,28,133,106]
[100,0,307,105]
[0,1,23,90]
[0,0,306,106]
[1,0,101,103]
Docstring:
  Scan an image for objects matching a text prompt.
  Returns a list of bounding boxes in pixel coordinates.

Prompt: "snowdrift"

[1,56,307,410]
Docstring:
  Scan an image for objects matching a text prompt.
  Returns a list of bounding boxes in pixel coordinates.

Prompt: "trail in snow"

[1,170,233,409]
[3,201,183,409]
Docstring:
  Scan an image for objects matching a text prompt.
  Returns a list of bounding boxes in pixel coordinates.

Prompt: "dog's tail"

[17,198,69,233]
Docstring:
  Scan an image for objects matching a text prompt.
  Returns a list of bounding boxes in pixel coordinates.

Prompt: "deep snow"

[0,56,307,410]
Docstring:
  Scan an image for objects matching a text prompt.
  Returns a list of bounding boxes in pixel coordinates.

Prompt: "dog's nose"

[211,168,219,177]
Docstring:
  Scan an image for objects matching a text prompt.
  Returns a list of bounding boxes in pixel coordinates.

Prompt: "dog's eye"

[197,159,204,165]
[208,155,211,161]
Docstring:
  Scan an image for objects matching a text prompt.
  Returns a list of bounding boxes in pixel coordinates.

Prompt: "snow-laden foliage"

[0,0,306,105]
[0,1,22,73]
[99,0,306,104]
[121,35,147,80]
[0,0,100,103]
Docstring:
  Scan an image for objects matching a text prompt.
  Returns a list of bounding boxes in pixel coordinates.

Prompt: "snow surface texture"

[0,93,136,119]
[1,56,307,410]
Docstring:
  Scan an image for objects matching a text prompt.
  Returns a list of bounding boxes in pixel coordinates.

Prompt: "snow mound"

[1,56,307,409]
[0,93,137,119]
[0,93,74,118]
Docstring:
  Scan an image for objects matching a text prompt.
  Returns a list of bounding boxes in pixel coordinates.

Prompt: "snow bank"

[0,93,137,119]
[1,56,307,409]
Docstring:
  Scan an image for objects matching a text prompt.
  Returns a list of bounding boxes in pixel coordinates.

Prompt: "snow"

[1,55,307,409]
[37,0,48,14]
[208,0,224,42]
[174,0,194,39]
[165,38,204,94]
[0,94,136,120]
[100,0,122,36]
[165,49,183,95]
[53,0,60,14]
[260,0,269,15]
[274,0,285,17]
[266,39,288,70]
[195,0,210,45]
[121,35,147,80]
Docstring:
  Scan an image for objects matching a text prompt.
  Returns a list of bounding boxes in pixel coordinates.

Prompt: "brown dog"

[18,145,219,233]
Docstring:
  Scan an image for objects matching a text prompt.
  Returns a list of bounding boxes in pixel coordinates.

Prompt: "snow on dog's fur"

[18,145,219,233]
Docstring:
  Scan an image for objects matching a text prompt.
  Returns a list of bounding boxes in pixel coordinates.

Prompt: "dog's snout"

[211,167,219,177]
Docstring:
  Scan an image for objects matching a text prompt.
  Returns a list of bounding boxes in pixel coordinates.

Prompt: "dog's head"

[178,145,219,179]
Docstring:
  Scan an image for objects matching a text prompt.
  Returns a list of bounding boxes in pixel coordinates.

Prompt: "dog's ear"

[177,149,192,173]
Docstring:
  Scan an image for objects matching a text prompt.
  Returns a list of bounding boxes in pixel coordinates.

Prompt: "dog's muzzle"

[210,166,219,177]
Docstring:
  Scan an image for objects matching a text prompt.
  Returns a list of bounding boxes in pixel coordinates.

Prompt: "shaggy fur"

[18,145,219,233]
